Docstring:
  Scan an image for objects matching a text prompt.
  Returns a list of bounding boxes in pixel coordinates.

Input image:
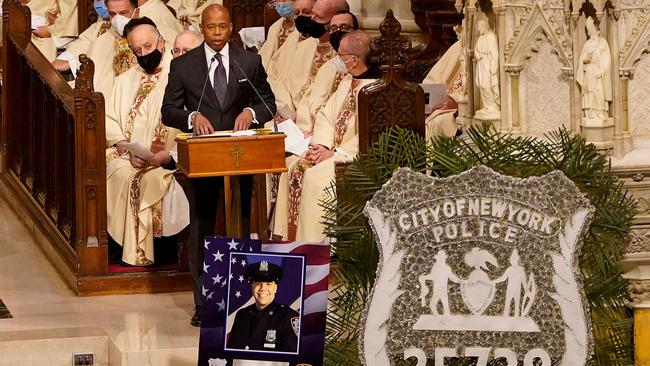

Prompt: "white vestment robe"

[105,52,189,265]
[166,0,222,30]
[267,31,336,113]
[27,0,58,61]
[272,77,375,242]
[294,57,344,132]
[259,17,294,71]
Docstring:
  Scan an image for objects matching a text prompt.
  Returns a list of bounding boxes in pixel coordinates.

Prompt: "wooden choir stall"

[0,0,457,296]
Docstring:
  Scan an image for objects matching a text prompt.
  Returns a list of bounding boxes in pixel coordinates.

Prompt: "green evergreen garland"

[323,123,635,366]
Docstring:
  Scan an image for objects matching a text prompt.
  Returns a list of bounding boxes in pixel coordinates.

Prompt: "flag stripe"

[303,290,328,315]
[305,263,330,285]
[304,276,329,298]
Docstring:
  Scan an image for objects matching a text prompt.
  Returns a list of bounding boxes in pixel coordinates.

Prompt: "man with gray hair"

[272,30,377,242]
[172,29,203,57]
[105,17,189,266]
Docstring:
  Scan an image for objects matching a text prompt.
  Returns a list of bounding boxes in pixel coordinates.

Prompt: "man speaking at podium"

[161,4,276,326]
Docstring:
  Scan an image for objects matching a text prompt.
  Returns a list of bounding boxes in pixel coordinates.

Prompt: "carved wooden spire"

[370,10,413,70]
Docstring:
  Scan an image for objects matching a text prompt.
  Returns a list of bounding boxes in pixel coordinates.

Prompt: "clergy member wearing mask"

[104,17,189,268]
[258,0,297,69]
[272,31,376,242]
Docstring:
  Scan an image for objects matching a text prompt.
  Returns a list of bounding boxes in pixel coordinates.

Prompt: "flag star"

[204,239,210,250]
[212,273,223,285]
[202,286,208,296]
[220,280,227,288]
[238,275,244,283]
[217,299,226,312]
[229,273,234,280]
[227,239,239,250]
[249,246,253,252]
[213,250,224,262]
[206,291,214,300]
[240,259,247,267]
[231,257,237,264]
[203,262,210,273]
[235,291,241,298]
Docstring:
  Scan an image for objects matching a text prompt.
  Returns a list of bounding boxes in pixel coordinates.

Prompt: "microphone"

[193,55,217,136]
[231,56,280,133]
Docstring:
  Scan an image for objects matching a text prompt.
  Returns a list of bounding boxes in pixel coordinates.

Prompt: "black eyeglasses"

[326,24,354,33]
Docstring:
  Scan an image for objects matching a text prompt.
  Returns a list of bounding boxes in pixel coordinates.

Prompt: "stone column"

[504,65,522,133]
[616,69,634,157]
[495,6,507,132]
[569,13,582,133]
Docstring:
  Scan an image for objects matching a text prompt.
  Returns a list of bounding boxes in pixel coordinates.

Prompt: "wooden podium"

[175,133,287,237]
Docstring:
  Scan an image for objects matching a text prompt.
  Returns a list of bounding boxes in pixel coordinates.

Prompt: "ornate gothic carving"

[628,279,650,304]
[521,38,571,133]
[370,10,413,68]
[629,56,650,136]
[505,2,572,66]
[619,9,650,68]
[627,228,650,253]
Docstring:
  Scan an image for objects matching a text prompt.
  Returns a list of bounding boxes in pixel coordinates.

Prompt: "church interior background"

[1,0,650,364]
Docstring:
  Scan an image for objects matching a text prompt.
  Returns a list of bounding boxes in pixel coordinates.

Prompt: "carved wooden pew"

[358,10,426,152]
[1,0,193,295]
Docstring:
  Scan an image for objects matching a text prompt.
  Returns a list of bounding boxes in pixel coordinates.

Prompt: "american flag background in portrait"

[224,252,305,355]
[198,238,330,366]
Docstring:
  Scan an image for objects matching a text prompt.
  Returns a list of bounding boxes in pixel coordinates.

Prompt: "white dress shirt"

[188,42,257,129]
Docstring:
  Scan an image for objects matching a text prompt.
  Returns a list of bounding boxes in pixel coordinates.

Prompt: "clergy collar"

[353,67,375,80]
[204,41,229,65]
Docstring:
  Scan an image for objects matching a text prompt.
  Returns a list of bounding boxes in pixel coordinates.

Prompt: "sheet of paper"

[286,136,311,156]
[238,26,266,49]
[420,83,448,114]
[191,130,258,138]
[125,141,154,160]
[31,15,47,30]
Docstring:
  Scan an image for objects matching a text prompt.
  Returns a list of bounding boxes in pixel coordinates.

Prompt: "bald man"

[272,31,376,242]
[161,4,275,327]
[105,17,189,267]
[172,30,203,57]
[266,0,348,118]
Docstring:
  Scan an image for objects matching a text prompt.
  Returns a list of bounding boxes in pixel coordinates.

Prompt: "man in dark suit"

[161,4,276,326]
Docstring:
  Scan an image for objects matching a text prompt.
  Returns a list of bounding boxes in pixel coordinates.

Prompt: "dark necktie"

[213,52,227,107]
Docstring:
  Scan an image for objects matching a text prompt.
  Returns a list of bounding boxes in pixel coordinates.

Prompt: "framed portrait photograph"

[198,238,329,366]
[224,252,305,355]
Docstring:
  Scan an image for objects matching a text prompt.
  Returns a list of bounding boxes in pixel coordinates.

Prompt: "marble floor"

[0,195,200,365]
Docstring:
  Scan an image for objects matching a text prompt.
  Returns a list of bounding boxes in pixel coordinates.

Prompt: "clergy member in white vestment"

[272,31,374,242]
[105,18,189,266]
[266,0,347,115]
[166,0,222,31]
[53,0,182,80]
[293,10,357,132]
[26,0,77,61]
[258,0,297,70]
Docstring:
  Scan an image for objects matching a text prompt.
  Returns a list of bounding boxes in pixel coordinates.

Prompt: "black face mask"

[295,15,327,38]
[329,30,347,52]
[136,47,163,73]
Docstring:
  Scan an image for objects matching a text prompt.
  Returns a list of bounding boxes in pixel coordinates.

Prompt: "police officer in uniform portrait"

[226,260,300,353]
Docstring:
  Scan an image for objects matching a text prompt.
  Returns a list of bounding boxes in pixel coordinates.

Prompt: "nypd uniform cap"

[244,261,283,283]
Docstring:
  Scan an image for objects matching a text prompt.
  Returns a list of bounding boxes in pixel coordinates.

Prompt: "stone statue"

[474,15,500,120]
[576,17,612,123]
[451,22,468,102]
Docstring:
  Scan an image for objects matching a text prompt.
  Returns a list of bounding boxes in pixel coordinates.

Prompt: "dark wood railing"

[2,0,107,286]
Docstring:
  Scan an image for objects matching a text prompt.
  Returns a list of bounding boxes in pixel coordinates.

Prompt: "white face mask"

[334,55,353,74]
[111,11,134,36]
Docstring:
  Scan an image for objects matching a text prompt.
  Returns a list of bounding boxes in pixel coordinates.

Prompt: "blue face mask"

[274,2,294,19]
[93,0,109,19]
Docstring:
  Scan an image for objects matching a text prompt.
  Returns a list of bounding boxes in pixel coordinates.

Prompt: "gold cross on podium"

[229,144,246,168]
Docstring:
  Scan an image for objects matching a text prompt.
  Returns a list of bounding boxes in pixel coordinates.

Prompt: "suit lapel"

[196,43,221,111]
[221,43,241,111]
